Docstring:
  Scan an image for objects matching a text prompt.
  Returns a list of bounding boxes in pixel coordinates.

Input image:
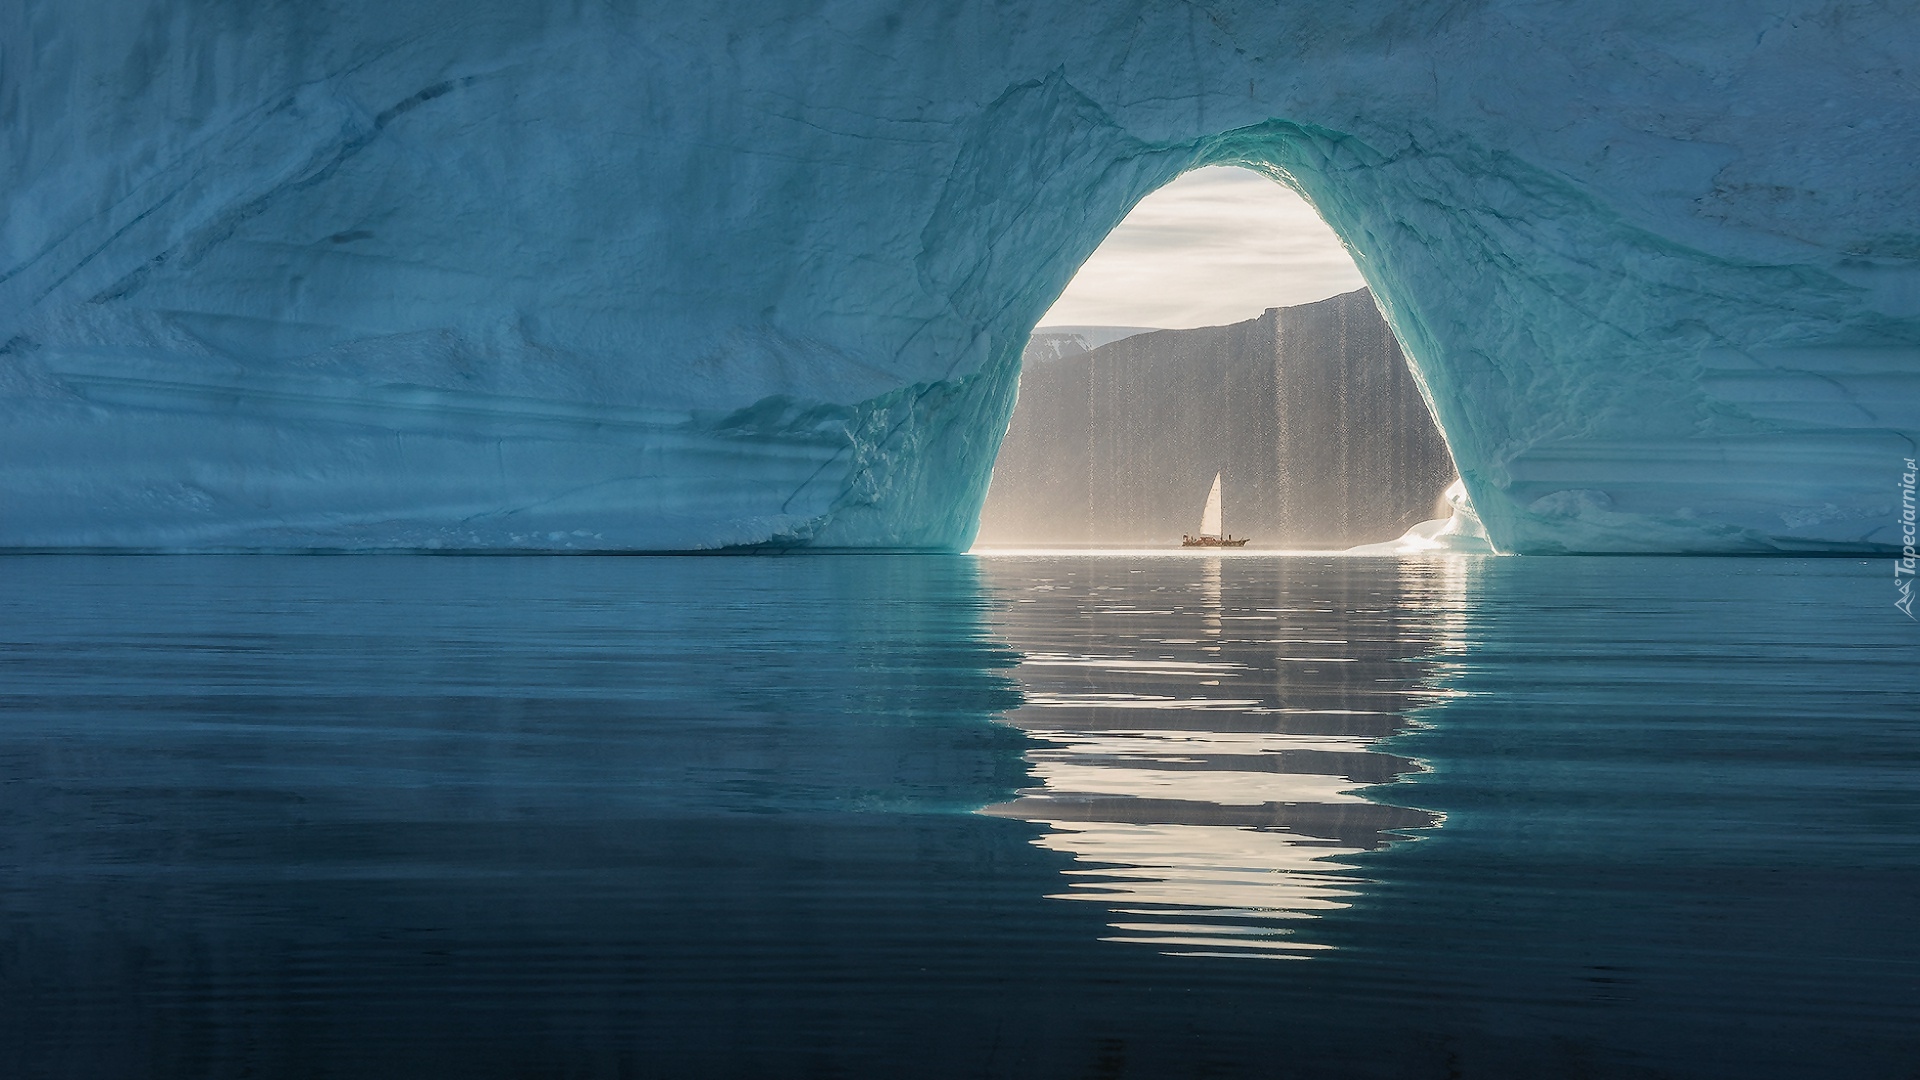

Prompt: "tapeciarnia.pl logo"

[1898,457,1917,619]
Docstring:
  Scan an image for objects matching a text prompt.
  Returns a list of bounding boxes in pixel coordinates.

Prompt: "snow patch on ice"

[1349,480,1495,556]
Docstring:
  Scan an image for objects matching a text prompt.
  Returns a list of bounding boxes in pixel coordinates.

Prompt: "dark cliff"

[977,289,1456,548]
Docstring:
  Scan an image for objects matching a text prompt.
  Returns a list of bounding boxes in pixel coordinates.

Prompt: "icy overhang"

[1,1,1915,552]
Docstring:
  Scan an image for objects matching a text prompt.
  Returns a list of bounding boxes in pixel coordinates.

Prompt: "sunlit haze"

[1038,165,1367,330]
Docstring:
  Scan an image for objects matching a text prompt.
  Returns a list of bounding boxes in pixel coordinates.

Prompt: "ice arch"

[3,1,1916,552]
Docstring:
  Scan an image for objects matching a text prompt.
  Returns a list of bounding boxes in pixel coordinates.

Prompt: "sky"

[1037,165,1366,331]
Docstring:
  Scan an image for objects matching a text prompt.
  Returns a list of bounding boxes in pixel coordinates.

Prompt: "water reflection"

[0,555,1038,1079]
[980,555,1460,957]
[5,554,1914,1077]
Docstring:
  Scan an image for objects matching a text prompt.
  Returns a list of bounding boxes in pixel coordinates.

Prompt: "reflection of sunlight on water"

[1402,555,1480,706]
[980,555,1467,959]
[1201,556,1222,639]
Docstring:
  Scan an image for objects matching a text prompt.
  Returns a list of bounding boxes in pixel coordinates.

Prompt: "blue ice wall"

[3,2,1916,551]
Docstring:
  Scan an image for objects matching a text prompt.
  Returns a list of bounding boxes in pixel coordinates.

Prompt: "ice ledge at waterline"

[4,2,1917,553]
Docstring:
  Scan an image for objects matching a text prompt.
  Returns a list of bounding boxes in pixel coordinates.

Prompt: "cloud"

[1038,166,1366,330]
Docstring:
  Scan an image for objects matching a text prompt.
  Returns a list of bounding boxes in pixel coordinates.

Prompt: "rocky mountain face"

[977,289,1456,548]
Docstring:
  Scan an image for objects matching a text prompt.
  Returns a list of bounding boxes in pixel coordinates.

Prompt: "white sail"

[1200,473,1224,538]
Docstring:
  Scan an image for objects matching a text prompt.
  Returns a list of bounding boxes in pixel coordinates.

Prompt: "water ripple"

[980,555,1451,958]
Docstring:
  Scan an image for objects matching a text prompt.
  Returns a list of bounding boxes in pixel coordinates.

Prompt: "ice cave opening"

[7,5,1914,554]
[974,163,1470,552]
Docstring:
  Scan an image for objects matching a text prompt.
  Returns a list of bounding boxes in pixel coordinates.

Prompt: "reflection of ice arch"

[981,556,1463,959]
[986,699,1437,958]
[1034,824,1358,957]
[5,5,1916,552]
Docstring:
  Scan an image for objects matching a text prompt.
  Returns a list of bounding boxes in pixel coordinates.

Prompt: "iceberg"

[3,2,1916,552]
[1348,480,1496,557]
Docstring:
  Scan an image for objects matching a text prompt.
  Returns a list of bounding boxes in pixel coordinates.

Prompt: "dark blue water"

[1,554,1915,1078]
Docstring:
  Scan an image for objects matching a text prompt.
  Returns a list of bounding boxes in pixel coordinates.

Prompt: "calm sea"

[1,554,1915,1077]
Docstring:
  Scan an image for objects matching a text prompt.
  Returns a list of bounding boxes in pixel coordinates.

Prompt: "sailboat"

[1181,472,1251,547]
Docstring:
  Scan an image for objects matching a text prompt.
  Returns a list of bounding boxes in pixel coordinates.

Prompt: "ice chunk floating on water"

[3,2,1917,551]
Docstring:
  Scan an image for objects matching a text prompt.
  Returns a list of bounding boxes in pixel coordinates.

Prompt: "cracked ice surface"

[3,2,1917,551]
